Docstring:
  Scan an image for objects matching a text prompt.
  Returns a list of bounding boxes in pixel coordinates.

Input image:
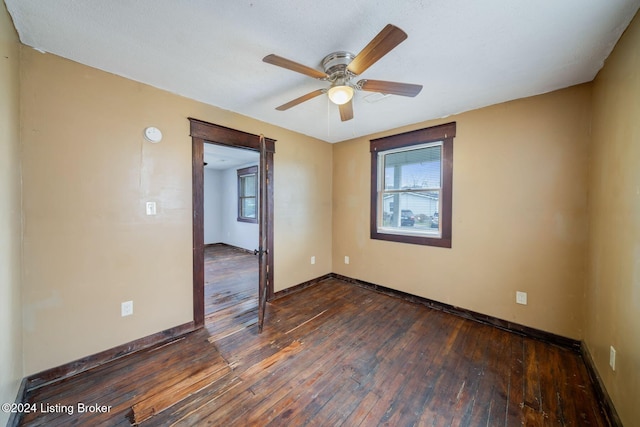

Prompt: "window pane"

[384,145,441,190]
[381,191,440,233]
[242,197,256,219]
[241,175,256,196]
[237,166,258,223]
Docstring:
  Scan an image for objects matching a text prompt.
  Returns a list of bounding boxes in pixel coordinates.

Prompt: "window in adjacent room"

[370,122,456,248]
[237,165,258,223]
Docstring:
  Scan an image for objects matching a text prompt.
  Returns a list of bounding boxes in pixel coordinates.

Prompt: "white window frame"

[376,141,443,238]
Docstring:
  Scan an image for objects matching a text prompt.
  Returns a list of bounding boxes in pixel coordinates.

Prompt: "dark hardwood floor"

[204,244,258,342]
[18,245,610,426]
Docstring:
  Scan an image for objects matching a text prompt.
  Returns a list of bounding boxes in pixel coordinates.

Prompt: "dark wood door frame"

[189,118,276,328]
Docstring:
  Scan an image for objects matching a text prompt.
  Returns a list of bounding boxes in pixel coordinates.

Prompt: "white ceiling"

[6,0,640,143]
[203,143,258,170]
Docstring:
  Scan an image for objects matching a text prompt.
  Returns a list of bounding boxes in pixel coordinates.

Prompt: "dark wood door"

[257,135,269,332]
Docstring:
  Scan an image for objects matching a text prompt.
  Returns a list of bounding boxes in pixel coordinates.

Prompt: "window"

[370,122,456,247]
[237,166,258,223]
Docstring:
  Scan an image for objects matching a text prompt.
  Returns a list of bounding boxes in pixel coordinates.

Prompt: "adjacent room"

[202,143,260,329]
[1,1,639,425]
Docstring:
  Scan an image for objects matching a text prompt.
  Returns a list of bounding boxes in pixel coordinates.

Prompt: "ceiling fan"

[263,24,423,122]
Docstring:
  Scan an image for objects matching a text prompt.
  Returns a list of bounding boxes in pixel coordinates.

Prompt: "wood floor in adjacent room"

[18,245,610,426]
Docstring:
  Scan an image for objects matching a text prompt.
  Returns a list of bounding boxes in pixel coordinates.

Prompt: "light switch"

[146,201,156,216]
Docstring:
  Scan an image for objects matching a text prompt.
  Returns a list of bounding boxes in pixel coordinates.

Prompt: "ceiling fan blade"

[347,24,408,76]
[263,54,328,80]
[275,89,325,111]
[358,79,423,97]
[339,99,354,121]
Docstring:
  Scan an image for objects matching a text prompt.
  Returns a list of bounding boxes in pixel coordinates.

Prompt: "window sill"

[371,229,451,248]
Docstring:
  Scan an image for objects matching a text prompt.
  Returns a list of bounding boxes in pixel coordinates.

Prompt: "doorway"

[202,144,258,332]
[189,118,275,329]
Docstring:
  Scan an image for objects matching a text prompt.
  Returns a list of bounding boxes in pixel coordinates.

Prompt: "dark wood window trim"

[370,122,456,248]
[237,165,258,223]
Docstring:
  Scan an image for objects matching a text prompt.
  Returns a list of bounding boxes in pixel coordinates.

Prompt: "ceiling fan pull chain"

[327,96,331,139]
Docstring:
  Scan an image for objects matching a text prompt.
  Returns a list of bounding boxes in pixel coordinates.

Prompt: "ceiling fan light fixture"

[328,85,354,105]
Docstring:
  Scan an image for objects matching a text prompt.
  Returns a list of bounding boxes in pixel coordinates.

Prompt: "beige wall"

[20,47,332,374]
[273,133,333,291]
[587,12,640,426]
[0,1,23,423]
[11,8,640,422]
[333,84,591,339]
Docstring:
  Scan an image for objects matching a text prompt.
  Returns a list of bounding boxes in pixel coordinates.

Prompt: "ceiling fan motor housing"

[322,51,356,84]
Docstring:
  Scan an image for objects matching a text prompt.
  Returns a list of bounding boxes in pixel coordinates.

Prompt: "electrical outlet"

[344,256,350,265]
[516,291,527,305]
[311,256,316,265]
[145,201,156,216]
[610,346,616,371]
[121,301,133,317]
